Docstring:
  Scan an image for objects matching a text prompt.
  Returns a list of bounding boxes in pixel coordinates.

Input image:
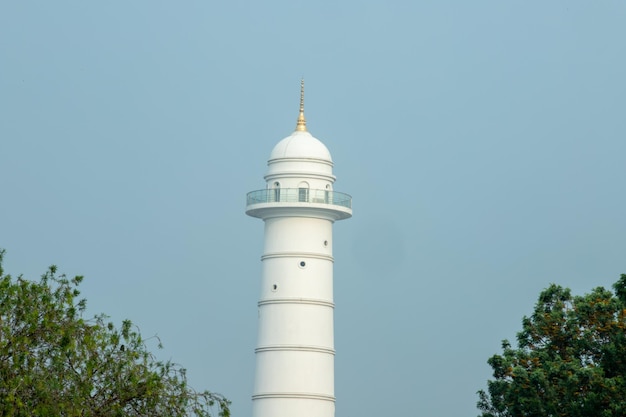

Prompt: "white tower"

[246,81,352,417]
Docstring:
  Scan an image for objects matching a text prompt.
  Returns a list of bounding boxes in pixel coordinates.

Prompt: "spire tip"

[296,79,307,132]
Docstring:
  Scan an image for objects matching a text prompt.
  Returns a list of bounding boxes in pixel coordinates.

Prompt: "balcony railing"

[247,188,352,209]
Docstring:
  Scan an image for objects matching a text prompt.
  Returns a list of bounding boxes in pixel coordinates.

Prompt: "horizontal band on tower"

[252,392,336,402]
[258,298,334,308]
[261,252,334,262]
[264,167,335,179]
[255,344,335,355]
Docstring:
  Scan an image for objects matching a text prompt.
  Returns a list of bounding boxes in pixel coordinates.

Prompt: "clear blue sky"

[1,1,625,416]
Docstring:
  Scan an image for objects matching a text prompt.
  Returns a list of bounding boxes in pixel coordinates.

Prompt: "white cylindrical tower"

[246,81,352,417]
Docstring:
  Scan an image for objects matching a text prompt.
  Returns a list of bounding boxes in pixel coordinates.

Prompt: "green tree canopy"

[477,274,626,417]
[0,250,230,417]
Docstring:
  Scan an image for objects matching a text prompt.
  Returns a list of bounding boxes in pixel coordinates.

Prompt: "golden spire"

[295,79,307,132]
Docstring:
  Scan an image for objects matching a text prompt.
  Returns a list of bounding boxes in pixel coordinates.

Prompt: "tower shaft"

[253,216,336,417]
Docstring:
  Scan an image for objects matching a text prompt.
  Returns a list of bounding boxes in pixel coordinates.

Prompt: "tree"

[477,275,626,417]
[0,249,230,417]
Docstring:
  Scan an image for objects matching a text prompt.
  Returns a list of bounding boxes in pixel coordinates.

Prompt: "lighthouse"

[246,81,352,417]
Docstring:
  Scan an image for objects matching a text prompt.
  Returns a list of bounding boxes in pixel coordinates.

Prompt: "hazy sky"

[2,1,625,416]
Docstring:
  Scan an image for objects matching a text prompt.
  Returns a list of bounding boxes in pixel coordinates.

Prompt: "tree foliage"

[0,250,230,417]
[477,275,626,417]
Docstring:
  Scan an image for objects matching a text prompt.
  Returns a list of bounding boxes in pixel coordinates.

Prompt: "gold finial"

[295,79,307,132]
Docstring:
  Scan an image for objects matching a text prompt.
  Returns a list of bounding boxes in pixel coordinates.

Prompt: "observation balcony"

[246,188,352,220]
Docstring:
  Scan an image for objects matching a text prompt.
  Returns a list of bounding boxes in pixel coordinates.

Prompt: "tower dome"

[265,129,336,188]
[269,130,332,163]
[264,80,335,187]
